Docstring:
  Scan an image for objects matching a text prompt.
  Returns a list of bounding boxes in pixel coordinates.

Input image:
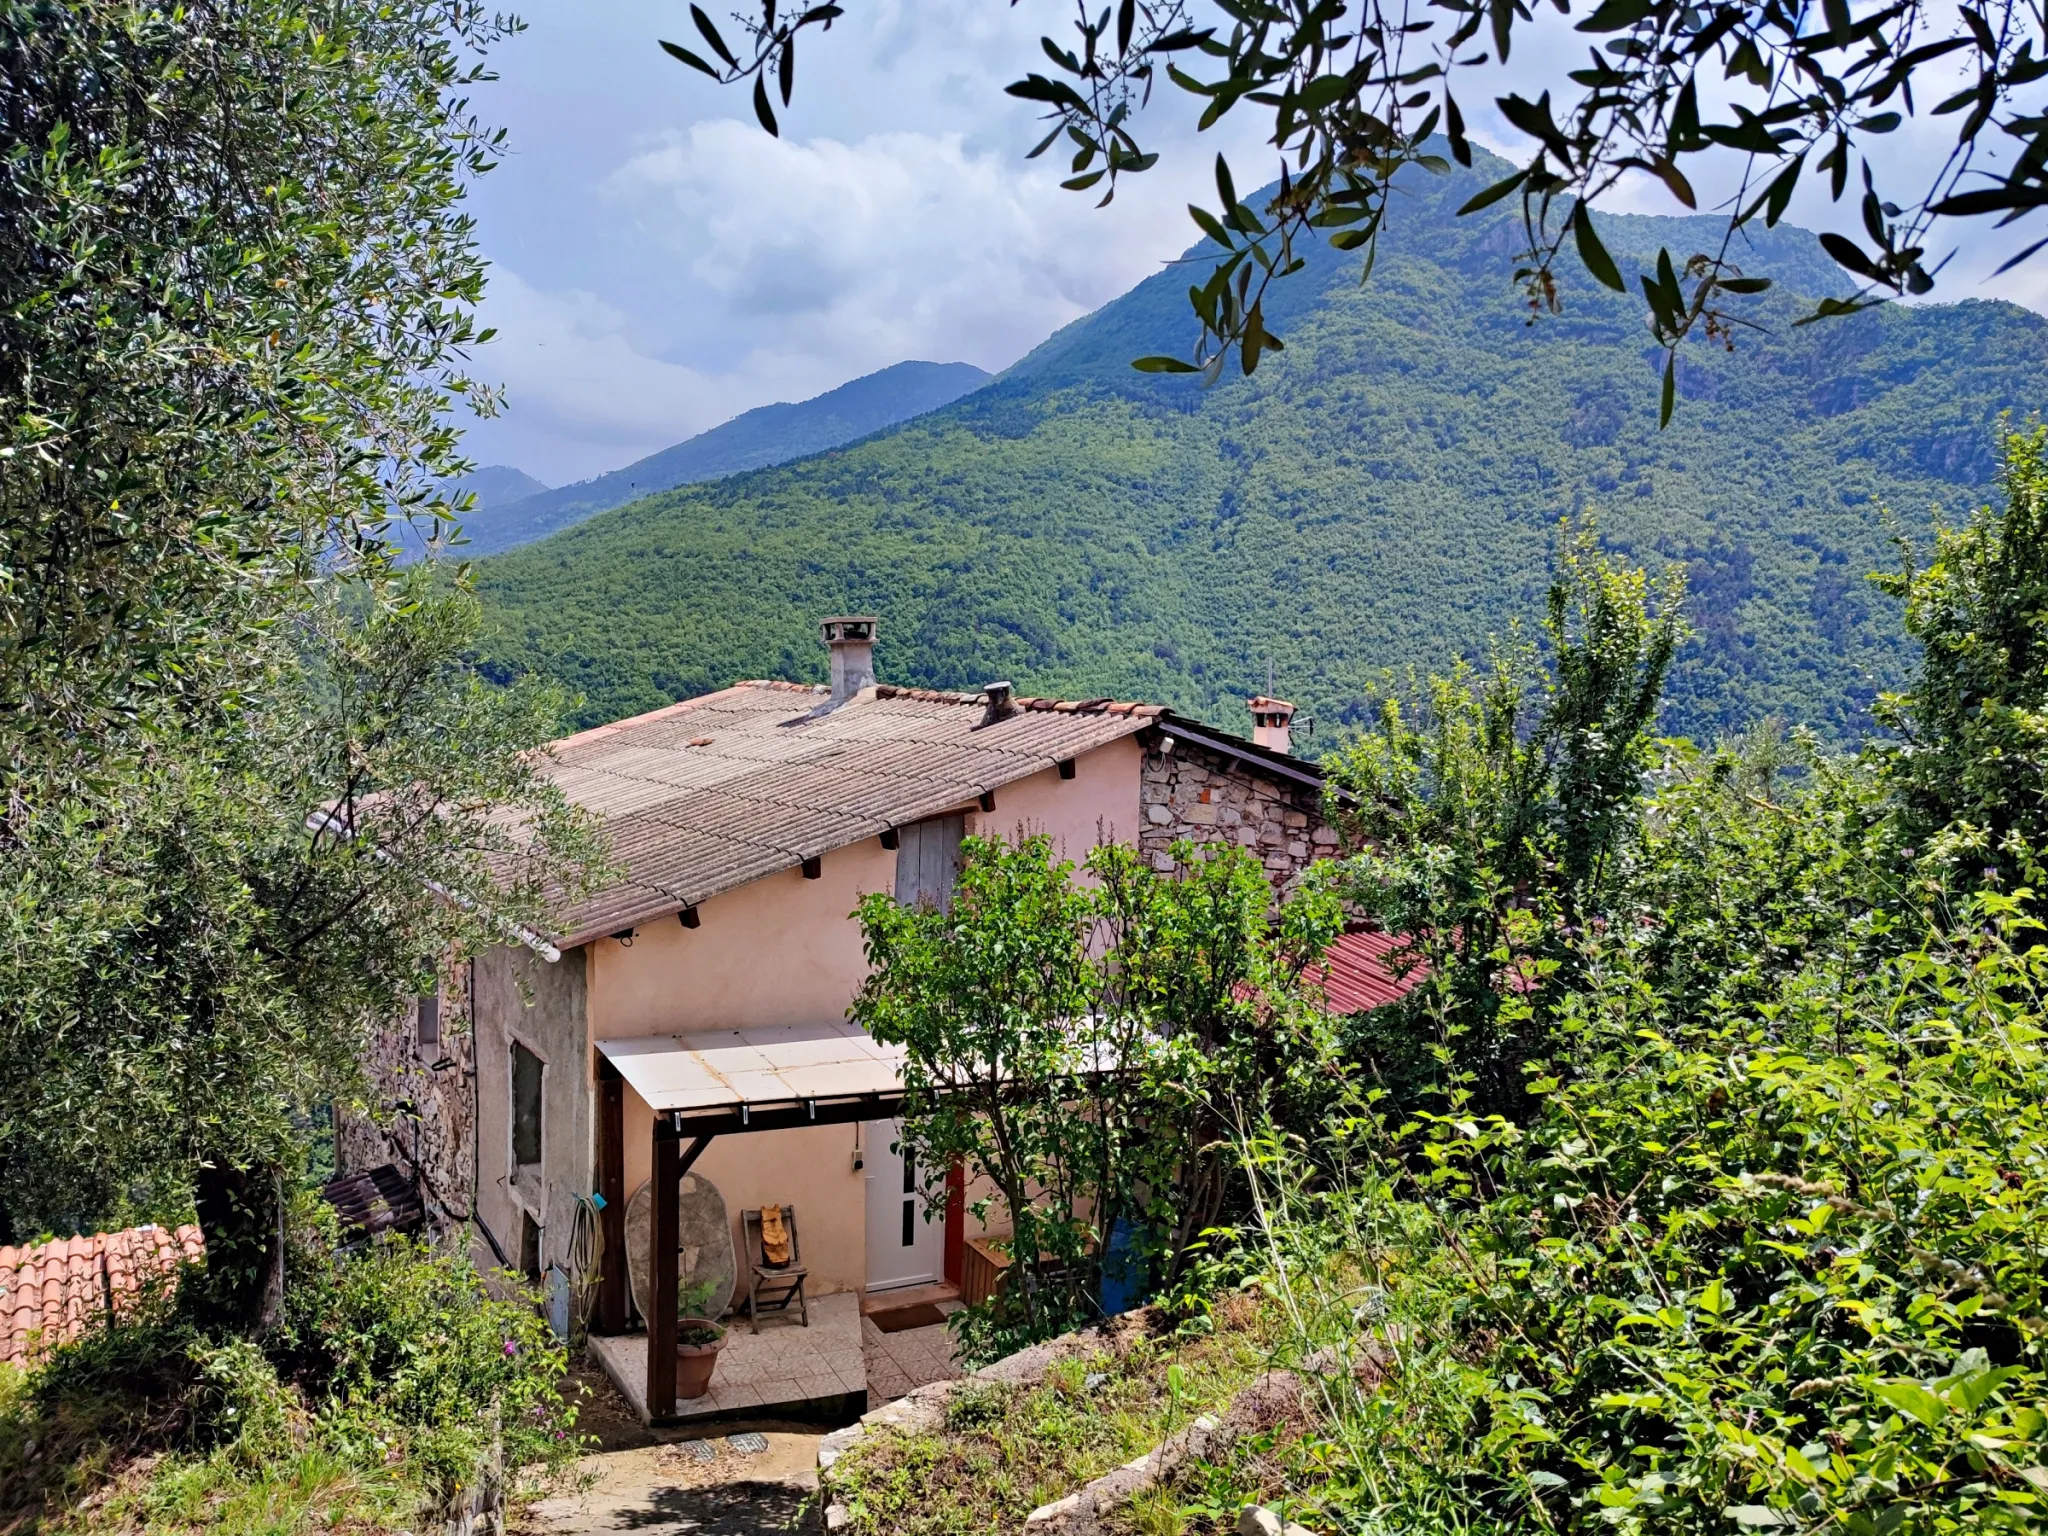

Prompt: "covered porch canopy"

[593,1022,911,1418]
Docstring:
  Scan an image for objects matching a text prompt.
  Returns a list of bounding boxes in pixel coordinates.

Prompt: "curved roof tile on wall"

[0,1223,203,1367]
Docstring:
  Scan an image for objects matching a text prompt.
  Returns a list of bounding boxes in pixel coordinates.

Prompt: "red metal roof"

[0,1223,203,1367]
[1306,929,1428,1014]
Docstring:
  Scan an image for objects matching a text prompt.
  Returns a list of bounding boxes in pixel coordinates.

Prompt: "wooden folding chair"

[741,1204,809,1332]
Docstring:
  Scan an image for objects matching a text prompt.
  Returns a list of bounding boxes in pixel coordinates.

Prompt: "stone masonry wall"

[1137,737,1337,888]
[335,976,476,1236]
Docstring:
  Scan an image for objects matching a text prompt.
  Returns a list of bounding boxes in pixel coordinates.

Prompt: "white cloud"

[467,0,2048,486]
[454,0,1286,483]
[465,118,1243,483]
[609,120,1185,365]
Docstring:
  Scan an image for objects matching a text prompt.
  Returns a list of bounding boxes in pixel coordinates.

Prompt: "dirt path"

[519,1361,823,1535]
[524,1433,821,1534]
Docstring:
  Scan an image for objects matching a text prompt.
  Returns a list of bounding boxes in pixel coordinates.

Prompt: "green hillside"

[470,152,2048,744]
[458,359,989,558]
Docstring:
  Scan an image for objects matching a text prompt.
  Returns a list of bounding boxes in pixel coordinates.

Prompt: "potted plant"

[675,1279,726,1400]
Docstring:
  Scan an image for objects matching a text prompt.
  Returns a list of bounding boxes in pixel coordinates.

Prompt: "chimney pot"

[1248,694,1297,754]
[979,681,1017,727]
[820,615,878,705]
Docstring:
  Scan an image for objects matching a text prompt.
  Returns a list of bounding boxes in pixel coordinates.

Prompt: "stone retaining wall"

[335,980,475,1234]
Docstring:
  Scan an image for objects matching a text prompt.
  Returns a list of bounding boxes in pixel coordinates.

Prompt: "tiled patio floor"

[589,1290,865,1425]
[861,1301,964,1405]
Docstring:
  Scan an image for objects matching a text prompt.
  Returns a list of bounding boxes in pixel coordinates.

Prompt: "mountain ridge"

[450,464,549,509]
[471,151,2048,744]
[454,359,990,557]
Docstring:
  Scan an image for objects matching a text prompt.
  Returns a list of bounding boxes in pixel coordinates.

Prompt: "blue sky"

[460,2,2048,487]
[460,1,1272,483]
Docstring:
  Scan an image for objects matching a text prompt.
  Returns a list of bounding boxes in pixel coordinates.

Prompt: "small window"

[416,991,440,1049]
[512,1041,543,1168]
[901,1147,916,1248]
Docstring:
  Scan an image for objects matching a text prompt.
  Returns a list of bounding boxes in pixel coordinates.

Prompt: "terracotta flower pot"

[676,1317,726,1400]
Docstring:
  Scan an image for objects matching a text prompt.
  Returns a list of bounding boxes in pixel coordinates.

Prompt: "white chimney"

[1248,695,1296,754]
[821,615,878,704]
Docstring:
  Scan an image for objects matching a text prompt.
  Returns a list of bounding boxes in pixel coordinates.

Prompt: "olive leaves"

[665,0,2048,422]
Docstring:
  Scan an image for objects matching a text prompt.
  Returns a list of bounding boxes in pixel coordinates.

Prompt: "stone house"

[339,617,1337,1417]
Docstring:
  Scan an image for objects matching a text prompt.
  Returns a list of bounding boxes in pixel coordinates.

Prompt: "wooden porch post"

[648,1127,678,1417]
[944,1160,966,1287]
[645,1126,717,1422]
[596,1057,626,1334]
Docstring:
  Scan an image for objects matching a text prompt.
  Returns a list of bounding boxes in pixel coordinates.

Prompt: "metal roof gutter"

[1155,713,1328,793]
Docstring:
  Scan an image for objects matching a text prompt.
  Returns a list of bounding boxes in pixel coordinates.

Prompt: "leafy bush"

[280,1226,575,1491]
[853,832,1339,1354]
[0,1203,577,1532]
[1145,428,2048,1536]
[1239,900,2048,1535]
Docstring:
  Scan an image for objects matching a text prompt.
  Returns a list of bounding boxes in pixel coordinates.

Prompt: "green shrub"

[1246,900,2048,1535]
[275,1211,576,1493]
[0,1204,578,1531]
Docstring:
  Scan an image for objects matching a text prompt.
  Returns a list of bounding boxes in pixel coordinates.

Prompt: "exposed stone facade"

[338,942,594,1279]
[1137,735,1336,887]
[335,981,476,1236]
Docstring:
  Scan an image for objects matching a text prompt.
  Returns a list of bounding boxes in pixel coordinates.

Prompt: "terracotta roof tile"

[0,1224,203,1367]
[546,682,1166,948]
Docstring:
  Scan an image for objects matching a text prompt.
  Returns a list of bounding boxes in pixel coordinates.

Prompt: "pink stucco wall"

[961,735,1144,876]
[587,851,894,1042]
[583,733,1145,1043]
[585,734,1145,1299]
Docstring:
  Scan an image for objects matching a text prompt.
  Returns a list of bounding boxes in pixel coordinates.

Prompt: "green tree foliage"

[0,0,612,1348]
[471,156,2048,748]
[853,835,1101,1350]
[0,0,505,774]
[1624,726,1895,1025]
[850,834,1338,1359]
[671,0,2048,395]
[1249,900,2048,1534]
[1321,529,1684,1110]
[1875,420,2048,893]
[0,577,605,1307]
[1133,439,2048,1534]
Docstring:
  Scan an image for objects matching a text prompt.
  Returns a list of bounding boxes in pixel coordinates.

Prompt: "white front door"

[864,1119,943,1291]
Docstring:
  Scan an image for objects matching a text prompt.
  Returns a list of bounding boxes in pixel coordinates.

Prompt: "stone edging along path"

[817,1311,1384,1533]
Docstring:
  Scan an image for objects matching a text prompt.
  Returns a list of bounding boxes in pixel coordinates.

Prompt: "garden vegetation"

[843,421,2048,1533]
[0,1190,581,1533]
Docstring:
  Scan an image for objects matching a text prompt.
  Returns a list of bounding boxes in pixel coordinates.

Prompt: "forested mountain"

[453,359,989,557]
[451,463,549,510]
[471,151,2048,743]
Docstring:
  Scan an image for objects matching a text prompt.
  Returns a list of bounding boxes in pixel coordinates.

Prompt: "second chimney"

[1248,695,1296,754]
[821,615,878,704]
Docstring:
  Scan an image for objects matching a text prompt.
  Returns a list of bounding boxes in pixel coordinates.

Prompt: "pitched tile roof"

[0,1223,203,1367]
[544,682,1167,948]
